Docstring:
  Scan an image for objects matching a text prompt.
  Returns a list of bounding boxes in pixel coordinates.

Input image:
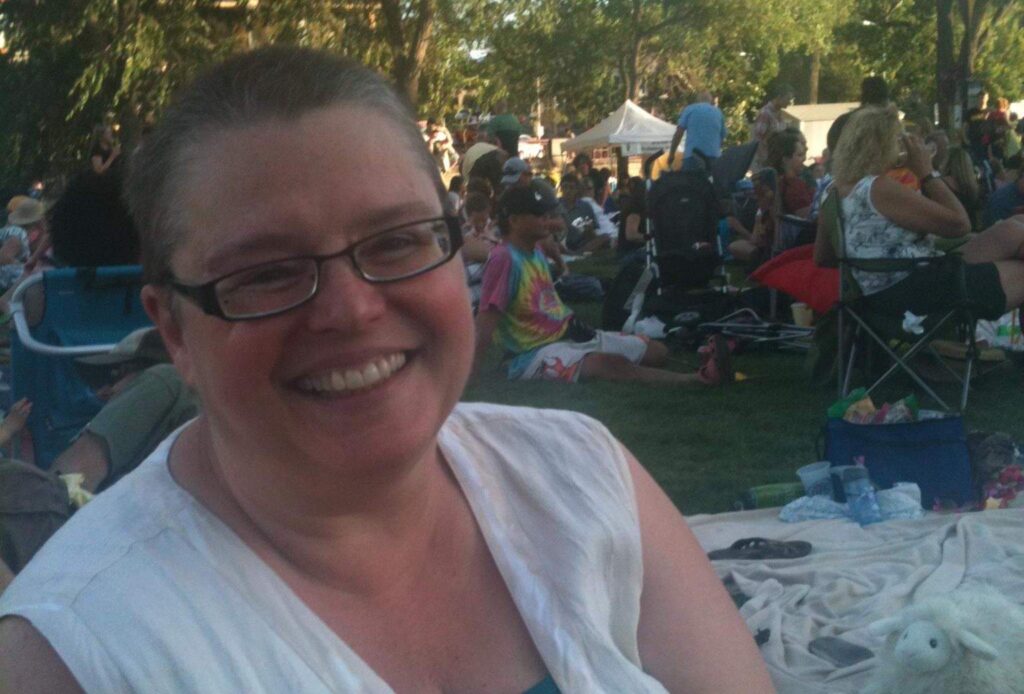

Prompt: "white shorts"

[516,331,650,383]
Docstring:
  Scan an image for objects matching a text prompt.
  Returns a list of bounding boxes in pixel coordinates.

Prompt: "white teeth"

[344,369,365,389]
[299,353,407,394]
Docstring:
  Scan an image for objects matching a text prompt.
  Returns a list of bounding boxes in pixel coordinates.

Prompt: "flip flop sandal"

[707,537,812,561]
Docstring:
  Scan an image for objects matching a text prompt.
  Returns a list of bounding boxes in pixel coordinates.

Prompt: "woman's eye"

[225,262,309,291]
[361,227,436,258]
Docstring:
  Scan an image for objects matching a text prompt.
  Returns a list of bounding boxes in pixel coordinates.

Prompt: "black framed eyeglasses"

[167,216,463,321]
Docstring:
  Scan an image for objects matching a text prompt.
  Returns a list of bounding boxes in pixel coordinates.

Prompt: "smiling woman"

[0,48,774,694]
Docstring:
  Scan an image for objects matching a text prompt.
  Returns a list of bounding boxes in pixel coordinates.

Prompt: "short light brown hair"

[126,46,444,284]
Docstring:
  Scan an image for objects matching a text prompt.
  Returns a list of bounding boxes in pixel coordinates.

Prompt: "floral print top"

[841,175,940,296]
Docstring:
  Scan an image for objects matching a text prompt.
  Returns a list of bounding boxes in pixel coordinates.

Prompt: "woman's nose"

[304,256,387,332]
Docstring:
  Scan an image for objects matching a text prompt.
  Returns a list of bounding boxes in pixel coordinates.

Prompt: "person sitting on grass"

[727,169,777,269]
[474,185,733,385]
[461,192,499,266]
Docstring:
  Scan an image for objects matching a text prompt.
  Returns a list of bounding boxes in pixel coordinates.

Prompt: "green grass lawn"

[463,251,1024,515]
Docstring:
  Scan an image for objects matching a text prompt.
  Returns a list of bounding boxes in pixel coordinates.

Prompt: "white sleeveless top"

[841,175,940,296]
[0,403,666,693]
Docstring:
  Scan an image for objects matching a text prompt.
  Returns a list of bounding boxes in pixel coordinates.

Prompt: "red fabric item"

[750,244,839,314]
[780,175,815,214]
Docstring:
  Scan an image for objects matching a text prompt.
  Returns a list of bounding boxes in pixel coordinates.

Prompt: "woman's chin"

[278,355,450,465]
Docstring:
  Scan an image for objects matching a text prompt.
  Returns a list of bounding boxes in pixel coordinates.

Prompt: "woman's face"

[148,105,474,473]
[785,140,807,175]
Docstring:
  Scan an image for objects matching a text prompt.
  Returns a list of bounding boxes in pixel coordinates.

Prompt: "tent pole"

[616,147,629,183]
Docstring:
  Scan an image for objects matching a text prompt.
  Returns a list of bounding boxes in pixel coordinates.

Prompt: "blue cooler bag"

[824,416,973,508]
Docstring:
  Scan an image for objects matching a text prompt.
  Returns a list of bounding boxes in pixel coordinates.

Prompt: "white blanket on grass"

[687,507,1024,694]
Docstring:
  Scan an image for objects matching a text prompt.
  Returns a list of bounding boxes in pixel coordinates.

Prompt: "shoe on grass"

[698,334,734,386]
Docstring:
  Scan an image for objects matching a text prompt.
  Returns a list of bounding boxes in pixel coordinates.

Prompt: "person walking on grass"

[474,185,733,385]
[667,90,727,173]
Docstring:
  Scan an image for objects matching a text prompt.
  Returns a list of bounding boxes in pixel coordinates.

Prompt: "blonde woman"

[815,105,1024,319]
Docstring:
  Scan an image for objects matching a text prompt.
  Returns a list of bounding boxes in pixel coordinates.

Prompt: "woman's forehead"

[172,106,439,262]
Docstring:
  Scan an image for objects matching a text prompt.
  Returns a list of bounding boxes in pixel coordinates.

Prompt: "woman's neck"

[170,417,460,595]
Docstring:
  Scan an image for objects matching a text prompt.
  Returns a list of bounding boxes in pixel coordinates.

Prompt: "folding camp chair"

[9,266,152,466]
[823,190,978,412]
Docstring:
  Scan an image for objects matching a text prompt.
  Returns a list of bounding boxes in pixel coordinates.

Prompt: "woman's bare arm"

[870,175,970,239]
[628,449,776,693]
[461,235,493,264]
[625,213,644,243]
[869,134,970,239]
[0,617,84,693]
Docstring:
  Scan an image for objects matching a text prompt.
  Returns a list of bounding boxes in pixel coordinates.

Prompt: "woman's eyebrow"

[200,202,442,273]
[202,232,306,273]
[347,201,441,231]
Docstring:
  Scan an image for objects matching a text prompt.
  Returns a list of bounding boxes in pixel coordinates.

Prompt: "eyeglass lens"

[214,220,453,318]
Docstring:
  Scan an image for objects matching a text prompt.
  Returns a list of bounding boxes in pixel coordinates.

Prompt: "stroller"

[603,144,751,332]
[8,266,152,467]
[603,142,813,349]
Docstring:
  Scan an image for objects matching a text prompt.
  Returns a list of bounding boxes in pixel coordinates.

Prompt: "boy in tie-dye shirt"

[475,184,733,385]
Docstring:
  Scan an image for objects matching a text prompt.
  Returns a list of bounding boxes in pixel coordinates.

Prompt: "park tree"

[935,0,1021,127]
[0,0,489,190]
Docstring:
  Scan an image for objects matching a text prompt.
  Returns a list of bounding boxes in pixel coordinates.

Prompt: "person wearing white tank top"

[0,49,773,694]
[816,105,1024,321]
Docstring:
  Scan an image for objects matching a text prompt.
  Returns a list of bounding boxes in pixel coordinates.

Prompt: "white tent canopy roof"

[561,100,677,153]
[782,103,859,123]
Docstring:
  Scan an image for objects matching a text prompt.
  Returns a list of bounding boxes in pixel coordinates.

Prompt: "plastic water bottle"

[842,467,882,526]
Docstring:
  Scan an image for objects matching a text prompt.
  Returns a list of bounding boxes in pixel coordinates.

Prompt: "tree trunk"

[616,149,629,183]
[808,49,821,104]
[936,0,956,128]
[381,0,435,107]
[622,0,643,102]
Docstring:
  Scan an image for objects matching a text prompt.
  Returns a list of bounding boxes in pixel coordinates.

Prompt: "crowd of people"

[0,42,1021,691]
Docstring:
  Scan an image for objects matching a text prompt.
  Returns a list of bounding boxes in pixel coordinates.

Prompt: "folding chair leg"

[961,358,973,412]
[851,314,952,411]
[842,323,859,398]
[837,308,845,398]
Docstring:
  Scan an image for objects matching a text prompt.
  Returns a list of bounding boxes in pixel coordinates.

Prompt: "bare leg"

[580,353,704,385]
[991,259,1024,310]
[640,339,669,367]
[727,239,765,265]
[959,215,1024,264]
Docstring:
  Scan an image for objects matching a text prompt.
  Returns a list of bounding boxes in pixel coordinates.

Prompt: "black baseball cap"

[499,182,560,217]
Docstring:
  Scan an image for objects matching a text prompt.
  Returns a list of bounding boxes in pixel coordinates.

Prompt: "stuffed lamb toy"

[865,587,1024,694]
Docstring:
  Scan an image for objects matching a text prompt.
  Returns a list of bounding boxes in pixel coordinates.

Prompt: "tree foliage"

[0,0,1022,191]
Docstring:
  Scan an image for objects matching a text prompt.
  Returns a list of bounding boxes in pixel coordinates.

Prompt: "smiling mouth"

[296,353,407,395]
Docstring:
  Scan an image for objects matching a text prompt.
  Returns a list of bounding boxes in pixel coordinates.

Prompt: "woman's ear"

[142,284,195,387]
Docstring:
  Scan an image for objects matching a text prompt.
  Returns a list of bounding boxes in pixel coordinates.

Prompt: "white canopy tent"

[561,100,678,155]
[780,102,859,162]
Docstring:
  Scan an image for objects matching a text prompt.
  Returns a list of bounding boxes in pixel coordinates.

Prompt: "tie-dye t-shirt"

[479,242,572,373]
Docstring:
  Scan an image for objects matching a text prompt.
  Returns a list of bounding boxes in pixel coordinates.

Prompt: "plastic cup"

[797,461,833,497]
[791,302,814,327]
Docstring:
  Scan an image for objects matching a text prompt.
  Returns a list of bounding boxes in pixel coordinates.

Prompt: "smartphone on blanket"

[808,636,874,668]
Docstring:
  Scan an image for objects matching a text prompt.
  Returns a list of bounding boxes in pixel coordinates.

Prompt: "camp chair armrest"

[9,273,121,357]
[837,255,946,274]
